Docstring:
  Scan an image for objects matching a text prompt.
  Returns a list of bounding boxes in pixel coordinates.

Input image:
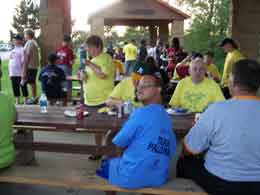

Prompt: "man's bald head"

[189,58,206,84]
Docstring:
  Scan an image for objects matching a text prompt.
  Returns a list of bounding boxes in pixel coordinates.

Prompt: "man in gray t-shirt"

[23,29,39,103]
[177,59,260,195]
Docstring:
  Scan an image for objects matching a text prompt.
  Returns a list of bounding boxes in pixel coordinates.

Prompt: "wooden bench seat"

[0,167,207,195]
[0,156,207,195]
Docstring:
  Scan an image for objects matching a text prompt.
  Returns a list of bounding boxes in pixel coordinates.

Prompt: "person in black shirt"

[39,53,66,105]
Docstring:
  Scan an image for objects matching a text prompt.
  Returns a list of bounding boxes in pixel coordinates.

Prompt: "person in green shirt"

[0,57,2,91]
[0,92,16,169]
[79,35,115,160]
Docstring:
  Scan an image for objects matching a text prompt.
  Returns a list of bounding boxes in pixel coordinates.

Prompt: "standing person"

[0,92,16,170]
[177,59,260,195]
[23,29,39,104]
[8,34,28,104]
[137,39,148,63]
[220,38,244,99]
[39,53,66,105]
[204,51,221,83]
[80,35,115,160]
[56,34,75,103]
[96,75,176,189]
[123,40,138,75]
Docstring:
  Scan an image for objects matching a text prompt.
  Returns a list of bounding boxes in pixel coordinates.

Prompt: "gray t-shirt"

[185,98,260,182]
[24,39,39,69]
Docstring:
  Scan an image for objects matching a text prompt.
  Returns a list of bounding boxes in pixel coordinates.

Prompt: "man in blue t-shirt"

[177,59,260,195]
[97,75,176,189]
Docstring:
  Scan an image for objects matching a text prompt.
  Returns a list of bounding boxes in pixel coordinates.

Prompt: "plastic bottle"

[39,93,48,113]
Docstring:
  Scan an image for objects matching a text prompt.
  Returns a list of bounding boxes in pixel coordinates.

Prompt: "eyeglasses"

[138,84,160,90]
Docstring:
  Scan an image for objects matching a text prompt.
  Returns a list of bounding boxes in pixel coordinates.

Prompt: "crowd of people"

[0,30,260,195]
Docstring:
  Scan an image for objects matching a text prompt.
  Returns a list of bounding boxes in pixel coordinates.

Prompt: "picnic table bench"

[0,154,207,195]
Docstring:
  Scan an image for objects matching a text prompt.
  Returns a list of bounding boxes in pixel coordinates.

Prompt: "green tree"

[11,0,40,36]
[177,0,230,72]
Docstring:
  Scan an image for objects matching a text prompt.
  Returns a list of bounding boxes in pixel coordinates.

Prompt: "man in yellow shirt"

[123,40,138,75]
[81,35,115,160]
[220,38,244,98]
[204,51,221,83]
[169,59,224,113]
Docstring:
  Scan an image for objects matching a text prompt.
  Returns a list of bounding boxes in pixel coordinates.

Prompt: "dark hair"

[63,34,71,42]
[140,39,146,45]
[85,35,103,50]
[191,52,203,60]
[171,37,180,49]
[205,51,214,58]
[48,53,58,64]
[146,56,158,69]
[232,59,260,92]
[24,29,35,38]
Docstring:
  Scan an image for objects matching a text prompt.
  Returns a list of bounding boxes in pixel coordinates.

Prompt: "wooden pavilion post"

[149,25,158,46]
[159,22,169,44]
[232,0,260,60]
[39,0,71,65]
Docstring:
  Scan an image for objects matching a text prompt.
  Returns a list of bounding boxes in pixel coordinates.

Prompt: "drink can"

[117,104,123,118]
[76,103,85,120]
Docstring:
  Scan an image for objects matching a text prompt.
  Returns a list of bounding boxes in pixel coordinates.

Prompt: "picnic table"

[13,105,195,164]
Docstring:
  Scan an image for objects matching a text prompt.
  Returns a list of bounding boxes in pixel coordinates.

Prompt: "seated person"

[106,62,155,108]
[97,75,176,189]
[177,59,260,195]
[169,58,224,113]
[39,53,66,105]
[172,52,202,80]
[204,51,221,83]
[0,92,16,169]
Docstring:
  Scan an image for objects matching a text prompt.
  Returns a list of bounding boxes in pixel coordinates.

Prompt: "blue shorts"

[58,65,72,91]
[96,159,110,180]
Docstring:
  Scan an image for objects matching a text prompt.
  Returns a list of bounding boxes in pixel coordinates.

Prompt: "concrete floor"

[0,131,182,195]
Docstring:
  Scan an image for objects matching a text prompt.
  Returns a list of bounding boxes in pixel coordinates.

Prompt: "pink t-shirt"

[9,46,24,77]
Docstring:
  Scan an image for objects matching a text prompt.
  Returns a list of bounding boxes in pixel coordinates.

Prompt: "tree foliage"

[104,26,150,48]
[178,0,230,71]
[12,0,40,35]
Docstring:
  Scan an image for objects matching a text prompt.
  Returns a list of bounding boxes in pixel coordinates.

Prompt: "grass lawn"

[0,59,80,102]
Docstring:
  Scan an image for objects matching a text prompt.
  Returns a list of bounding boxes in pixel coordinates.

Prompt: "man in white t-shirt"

[23,29,39,104]
[9,34,28,104]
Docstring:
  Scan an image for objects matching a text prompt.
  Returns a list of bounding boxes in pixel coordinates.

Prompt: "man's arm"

[85,60,108,79]
[182,106,215,156]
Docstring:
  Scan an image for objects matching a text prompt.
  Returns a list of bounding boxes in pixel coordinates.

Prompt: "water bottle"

[39,93,48,114]
[123,101,133,115]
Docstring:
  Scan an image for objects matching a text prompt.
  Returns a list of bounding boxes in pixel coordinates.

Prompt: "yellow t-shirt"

[123,43,137,61]
[169,77,225,112]
[206,63,221,81]
[221,50,244,87]
[110,77,141,107]
[84,53,115,106]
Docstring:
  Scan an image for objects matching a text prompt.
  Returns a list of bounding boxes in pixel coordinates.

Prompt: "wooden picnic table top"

[15,105,195,136]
